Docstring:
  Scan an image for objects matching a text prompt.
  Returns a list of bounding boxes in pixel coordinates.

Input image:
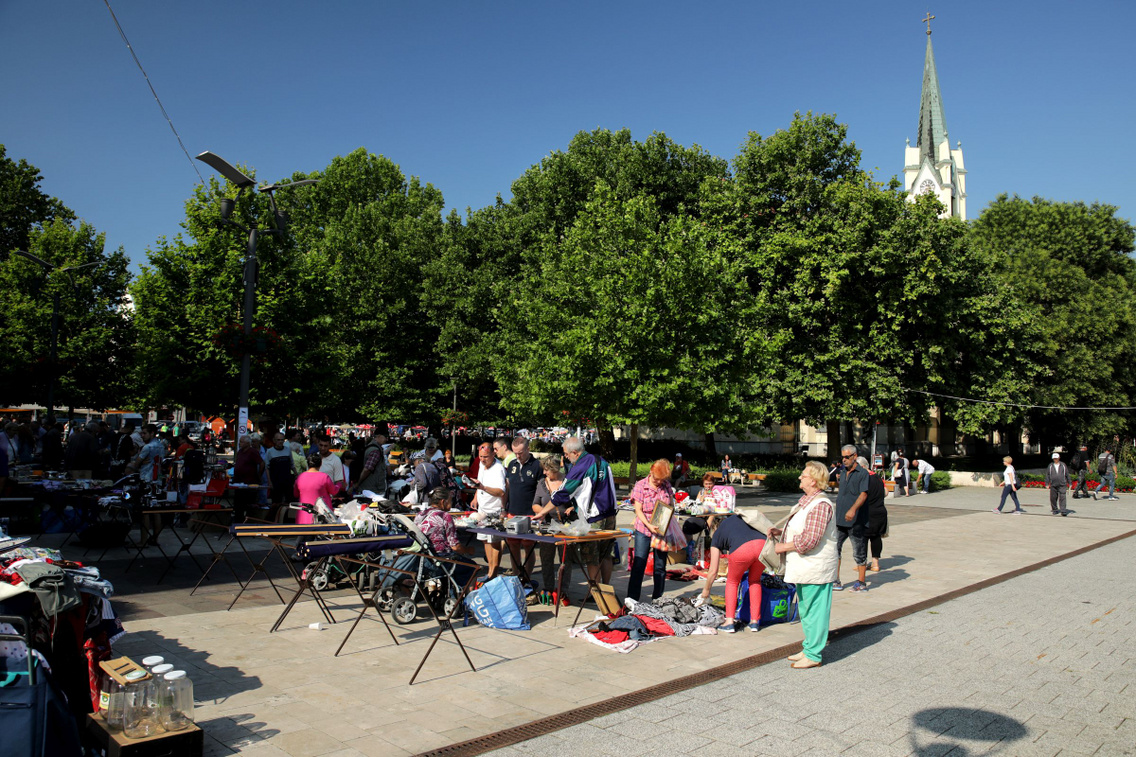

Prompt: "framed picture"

[651,501,674,534]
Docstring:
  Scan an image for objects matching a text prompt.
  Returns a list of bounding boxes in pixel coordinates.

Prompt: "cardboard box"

[590,582,621,615]
[86,713,203,757]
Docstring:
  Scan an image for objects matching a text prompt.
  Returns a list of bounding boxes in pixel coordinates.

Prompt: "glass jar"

[99,673,126,731]
[122,678,161,739]
[159,670,194,731]
[140,655,165,672]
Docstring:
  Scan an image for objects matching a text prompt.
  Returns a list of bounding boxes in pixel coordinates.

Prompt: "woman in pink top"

[293,454,337,525]
[627,459,687,601]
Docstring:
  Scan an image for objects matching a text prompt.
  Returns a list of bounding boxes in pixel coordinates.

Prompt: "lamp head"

[219,198,236,221]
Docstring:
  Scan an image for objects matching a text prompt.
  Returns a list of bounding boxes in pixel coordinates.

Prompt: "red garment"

[635,615,675,636]
[592,630,630,644]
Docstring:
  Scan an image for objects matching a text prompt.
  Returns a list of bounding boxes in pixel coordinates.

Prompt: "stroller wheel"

[305,562,329,592]
[391,597,417,625]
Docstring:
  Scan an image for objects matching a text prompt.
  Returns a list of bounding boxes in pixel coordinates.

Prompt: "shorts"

[835,524,868,566]
[576,515,617,564]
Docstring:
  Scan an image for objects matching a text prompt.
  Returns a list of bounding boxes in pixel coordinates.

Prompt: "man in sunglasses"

[833,444,870,592]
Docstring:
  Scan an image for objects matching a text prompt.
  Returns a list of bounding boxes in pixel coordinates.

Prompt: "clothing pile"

[570,596,725,652]
[1,545,125,714]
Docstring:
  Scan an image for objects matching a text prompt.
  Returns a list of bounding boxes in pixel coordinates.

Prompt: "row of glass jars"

[99,654,194,737]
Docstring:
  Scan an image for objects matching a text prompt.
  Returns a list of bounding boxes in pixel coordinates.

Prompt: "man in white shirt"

[470,442,507,579]
[912,457,935,494]
[317,435,346,492]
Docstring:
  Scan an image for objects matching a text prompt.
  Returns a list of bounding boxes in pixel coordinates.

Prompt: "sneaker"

[747,622,761,632]
[849,580,868,592]
[832,581,844,591]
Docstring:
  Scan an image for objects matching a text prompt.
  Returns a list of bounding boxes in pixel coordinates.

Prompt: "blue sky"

[2,1,1133,268]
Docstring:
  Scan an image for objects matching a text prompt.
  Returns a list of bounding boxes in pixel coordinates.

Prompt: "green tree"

[0,219,133,412]
[132,148,447,423]
[970,195,1136,447]
[712,112,1032,456]
[0,144,75,256]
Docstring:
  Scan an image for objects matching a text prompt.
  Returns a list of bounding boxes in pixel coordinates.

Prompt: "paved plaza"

[69,484,1136,756]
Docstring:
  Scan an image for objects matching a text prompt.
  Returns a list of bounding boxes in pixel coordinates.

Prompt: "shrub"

[929,471,953,492]
[762,469,802,492]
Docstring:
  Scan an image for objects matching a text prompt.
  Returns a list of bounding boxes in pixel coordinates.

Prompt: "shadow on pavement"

[823,620,896,663]
[908,707,1028,755]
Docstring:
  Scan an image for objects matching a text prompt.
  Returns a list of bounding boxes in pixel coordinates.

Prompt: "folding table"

[462,526,632,626]
[334,550,482,684]
[229,522,352,618]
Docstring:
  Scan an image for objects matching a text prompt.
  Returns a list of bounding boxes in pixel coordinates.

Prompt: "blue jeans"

[1099,473,1116,498]
[628,530,666,601]
[998,484,1022,512]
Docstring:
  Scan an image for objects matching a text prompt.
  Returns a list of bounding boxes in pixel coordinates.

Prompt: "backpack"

[433,458,462,500]
[1098,454,1112,477]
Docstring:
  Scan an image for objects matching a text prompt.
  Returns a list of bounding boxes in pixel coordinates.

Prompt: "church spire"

[916,30,949,164]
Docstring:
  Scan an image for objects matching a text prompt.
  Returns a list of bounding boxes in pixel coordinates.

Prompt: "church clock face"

[918,179,936,195]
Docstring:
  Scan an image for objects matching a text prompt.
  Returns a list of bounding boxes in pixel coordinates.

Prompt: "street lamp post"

[12,250,100,422]
[194,151,317,440]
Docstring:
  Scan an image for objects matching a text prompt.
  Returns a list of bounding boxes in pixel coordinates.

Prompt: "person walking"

[1071,446,1091,499]
[1094,446,1119,501]
[1046,452,1070,516]
[858,457,888,571]
[994,456,1024,514]
[833,445,870,593]
[771,461,838,669]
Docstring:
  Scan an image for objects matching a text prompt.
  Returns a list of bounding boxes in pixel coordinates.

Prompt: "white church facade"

[903,17,967,220]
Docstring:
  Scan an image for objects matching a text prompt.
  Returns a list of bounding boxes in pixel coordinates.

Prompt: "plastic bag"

[548,518,589,537]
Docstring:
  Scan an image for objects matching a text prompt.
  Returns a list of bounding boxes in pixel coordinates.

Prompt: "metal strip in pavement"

[415,526,1136,757]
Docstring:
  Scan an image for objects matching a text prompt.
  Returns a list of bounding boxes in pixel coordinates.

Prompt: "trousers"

[797,583,833,663]
[1049,486,1068,514]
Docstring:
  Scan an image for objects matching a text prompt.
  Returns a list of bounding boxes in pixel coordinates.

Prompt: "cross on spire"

[923,12,935,35]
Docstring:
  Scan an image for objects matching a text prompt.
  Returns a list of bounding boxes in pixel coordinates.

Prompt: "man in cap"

[1045,452,1070,516]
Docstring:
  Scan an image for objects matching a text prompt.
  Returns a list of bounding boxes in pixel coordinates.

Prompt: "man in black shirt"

[505,436,544,581]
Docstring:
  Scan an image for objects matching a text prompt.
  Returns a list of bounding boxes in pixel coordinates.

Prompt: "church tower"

[903,14,967,220]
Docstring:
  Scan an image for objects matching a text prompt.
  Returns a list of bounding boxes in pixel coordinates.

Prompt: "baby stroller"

[373,513,476,625]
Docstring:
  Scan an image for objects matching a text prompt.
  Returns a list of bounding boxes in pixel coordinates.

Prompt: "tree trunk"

[826,419,842,462]
[596,420,617,461]
[704,431,717,460]
[628,423,639,485]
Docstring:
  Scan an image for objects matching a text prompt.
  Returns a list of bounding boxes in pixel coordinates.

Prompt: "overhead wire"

[907,388,1136,412]
[102,0,205,185]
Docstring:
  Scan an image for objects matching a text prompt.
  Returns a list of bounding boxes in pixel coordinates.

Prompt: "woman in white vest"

[772,460,838,669]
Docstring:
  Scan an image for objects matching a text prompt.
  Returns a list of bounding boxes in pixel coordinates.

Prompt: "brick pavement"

[64,484,1136,756]
[485,533,1136,757]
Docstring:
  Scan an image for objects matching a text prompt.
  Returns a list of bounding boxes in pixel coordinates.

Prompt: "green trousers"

[797,582,833,662]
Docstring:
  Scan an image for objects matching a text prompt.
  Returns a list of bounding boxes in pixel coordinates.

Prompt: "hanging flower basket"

[211,324,281,358]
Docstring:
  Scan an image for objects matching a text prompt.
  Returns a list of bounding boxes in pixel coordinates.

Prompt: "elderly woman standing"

[628,459,687,602]
[772,460,838,669]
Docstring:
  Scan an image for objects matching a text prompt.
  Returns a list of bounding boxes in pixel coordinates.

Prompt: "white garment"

[783,494,839,585]
[475,460,507,515]
[320,453,346,488]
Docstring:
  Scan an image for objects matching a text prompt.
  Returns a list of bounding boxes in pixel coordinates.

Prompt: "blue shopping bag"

[737,572,799,626]
[463,575,530,630]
